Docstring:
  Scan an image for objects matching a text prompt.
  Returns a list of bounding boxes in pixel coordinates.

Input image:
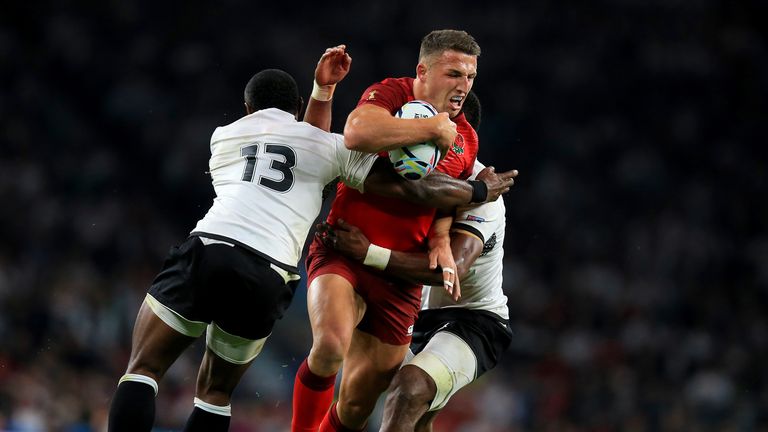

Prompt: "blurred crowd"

[1,0,765,431]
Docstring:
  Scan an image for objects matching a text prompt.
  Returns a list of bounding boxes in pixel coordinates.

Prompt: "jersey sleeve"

[356,79,410,114]
[333,133,377,193]
[452,199,501,244]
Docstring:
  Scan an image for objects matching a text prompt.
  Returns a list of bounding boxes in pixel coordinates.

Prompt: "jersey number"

[240,143,296,192]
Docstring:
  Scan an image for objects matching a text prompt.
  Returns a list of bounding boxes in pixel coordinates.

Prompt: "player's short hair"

[244,69,301,115]
[461,92,481,130]
[419,30,481,64]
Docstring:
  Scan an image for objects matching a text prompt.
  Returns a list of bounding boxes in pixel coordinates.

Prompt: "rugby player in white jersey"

[107,46,515,431]
[320,93,515,432]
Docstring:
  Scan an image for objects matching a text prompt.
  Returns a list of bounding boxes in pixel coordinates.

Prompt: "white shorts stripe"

[408,331,477,411]
[144,294,206,338]
[145,293,269,365]
[206,321,268,365]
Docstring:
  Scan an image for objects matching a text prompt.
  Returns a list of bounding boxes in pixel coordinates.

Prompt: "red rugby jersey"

[328,77,478,252]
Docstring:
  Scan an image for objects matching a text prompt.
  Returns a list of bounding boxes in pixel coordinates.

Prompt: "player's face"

[417,50,478,117]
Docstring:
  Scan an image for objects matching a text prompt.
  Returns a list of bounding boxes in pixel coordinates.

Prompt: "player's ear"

[416,62,428,81]
[244,102,254,115]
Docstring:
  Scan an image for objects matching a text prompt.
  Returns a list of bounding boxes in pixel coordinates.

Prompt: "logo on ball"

[388,100,442,180]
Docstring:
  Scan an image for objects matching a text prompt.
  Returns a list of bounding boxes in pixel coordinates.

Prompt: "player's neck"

[412,79,430,104]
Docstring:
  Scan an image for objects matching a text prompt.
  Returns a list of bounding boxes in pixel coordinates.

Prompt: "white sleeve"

[333,133,377,193]
[451,199,502,244]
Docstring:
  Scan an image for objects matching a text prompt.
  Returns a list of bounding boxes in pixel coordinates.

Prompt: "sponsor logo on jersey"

[367,90,378,100]
[466,215,485,222]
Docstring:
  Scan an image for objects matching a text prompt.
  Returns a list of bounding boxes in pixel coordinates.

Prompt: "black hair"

[461,91,481,130]
[243,69,301,115]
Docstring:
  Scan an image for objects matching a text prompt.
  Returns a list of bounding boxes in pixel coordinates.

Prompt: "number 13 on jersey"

[240,143,297,193]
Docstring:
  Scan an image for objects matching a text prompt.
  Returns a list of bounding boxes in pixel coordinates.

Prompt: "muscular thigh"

[306,236,422,346]
[305,237,366,337]
[338,330,410,407]
[408,308,515,411]
[355,269,422,346]
[307,274,366,338]
[411,308,514,377]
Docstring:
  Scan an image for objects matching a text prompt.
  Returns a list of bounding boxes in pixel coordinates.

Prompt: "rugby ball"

[389,100,442,180]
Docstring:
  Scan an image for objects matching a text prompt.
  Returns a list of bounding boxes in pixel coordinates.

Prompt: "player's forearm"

[344,106,439,153]
[383,241,476,286]
[348,231,480,286]
[386,250,446,286]
[428,214,453,247]
[364,164,476,213]
[303,98,332,132]
[416,174,475,212]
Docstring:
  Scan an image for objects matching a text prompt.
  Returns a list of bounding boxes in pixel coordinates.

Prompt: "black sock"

[108,380,156,432]
[182,406,231,431]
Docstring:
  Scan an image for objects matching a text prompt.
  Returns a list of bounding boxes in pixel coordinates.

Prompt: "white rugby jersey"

[192,108,375,273]
[421,162,510,319]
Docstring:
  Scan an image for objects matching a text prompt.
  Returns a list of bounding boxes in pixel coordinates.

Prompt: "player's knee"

[414,413,437,432]
[195,373,238,406]
[125,362,165,383]
[337,397,376,426]
[388,366,434,409]
[310,332,349,368]
[196,386,233,406]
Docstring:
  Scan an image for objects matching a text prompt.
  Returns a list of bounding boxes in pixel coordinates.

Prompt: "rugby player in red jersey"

[291,30,483,432]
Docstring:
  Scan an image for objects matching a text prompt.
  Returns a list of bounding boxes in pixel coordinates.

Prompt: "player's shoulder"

[288,126,344,156]
[212,108,297,140]
[377,76,414,88]
[327,132,346,149]
[452,197,505,248]
[361,77,414,107]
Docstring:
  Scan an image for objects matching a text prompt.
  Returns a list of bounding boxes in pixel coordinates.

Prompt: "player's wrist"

[428,233,450,250]
[311,80,336,101]
[362,243,391,270]
[468,180,488,203]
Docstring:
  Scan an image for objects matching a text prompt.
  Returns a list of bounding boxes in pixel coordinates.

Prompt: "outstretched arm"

[303,44,352,131]
[363,158,518,212]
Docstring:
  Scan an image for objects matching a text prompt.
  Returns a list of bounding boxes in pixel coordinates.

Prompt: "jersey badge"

[407,324,414,336]
[481,233,497,256]
[466,214,485,223]
[367,90,378,100]
[452,134,465,154]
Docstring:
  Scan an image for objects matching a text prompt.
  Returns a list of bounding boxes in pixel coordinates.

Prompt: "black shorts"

[410,308,514,377]
[147,236,298,340]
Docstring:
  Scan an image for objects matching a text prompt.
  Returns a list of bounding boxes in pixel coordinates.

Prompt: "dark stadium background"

[1,1,765,431]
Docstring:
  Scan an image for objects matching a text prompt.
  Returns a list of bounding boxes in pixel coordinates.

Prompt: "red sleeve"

[356,78,414,114]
